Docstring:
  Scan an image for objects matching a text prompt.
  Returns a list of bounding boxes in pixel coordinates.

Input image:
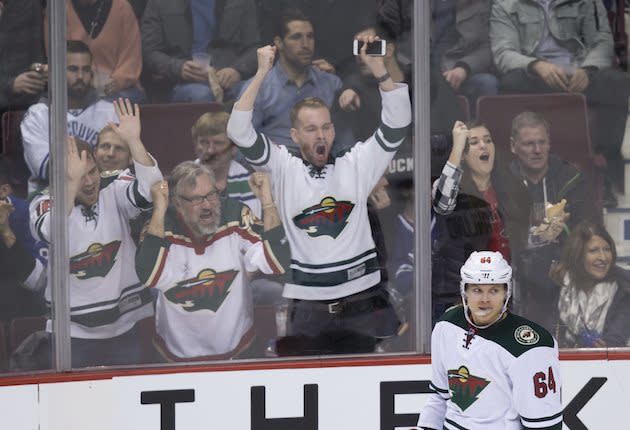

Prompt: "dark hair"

[355,22,396,43]
[67,40,92,57]
[511,111,551,140]
[557,221,617,289]
[276,8,312,39]
[462,121,489,155]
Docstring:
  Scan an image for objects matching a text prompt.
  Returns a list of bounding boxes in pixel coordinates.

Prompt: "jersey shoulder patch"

[481,313,555,357]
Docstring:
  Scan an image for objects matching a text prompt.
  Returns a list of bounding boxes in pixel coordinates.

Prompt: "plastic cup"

[192,52,211,73]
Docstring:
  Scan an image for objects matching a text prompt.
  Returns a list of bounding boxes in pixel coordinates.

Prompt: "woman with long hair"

[550,221,630,347]
[431,120,530,321]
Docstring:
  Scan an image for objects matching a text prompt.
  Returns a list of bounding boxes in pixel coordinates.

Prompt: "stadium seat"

[476,93,601,171]
[139,102,225,175]
[476,93,604,220]
[8,315,46,355]
[0,110,29,196]
[456,95,470,122]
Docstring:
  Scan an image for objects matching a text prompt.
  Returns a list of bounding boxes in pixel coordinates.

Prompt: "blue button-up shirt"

[244,62,342,150]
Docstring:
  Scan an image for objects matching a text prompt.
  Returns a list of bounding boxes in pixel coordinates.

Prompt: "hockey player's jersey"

[29,159,162,339]
[227,84,411,300]
[135,198,289,360]
[418,306,563,430]
[21,99,117,191]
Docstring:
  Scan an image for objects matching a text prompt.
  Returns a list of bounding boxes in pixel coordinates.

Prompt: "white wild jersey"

[135,199,288,360]
[418,306,563,430]
[29,160,162,339]
[21,99,117,191]
[227,84,411,300]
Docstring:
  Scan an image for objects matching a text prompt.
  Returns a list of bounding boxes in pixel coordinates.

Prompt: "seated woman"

[550,221,630,348]
[431,120,530,322]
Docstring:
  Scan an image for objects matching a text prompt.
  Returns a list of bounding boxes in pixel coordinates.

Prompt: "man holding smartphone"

[227,34,411,355]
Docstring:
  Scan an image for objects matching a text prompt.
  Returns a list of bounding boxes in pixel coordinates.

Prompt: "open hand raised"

[108,98,141,144]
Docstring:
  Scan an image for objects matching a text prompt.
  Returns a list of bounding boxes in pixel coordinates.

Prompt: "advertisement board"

[1,360,627,430]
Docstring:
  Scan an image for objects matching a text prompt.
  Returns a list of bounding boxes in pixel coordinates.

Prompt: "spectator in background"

[0,0,47,112]
[191,111,260,217]
[333,25,406,148]
[0,159,46,323]
[47,0,146,103]
[29,99,162,367]
[21,40,117,193]
[141,0,261,103]
[490,0,630,199]
[550,221,630,348]
[509,111,593,332]
[431,0,497,113]
[242,8,342,151]
[94,123,132,174]
[257,0,375,78]
[135,164,288,361]
[431,120,530,322]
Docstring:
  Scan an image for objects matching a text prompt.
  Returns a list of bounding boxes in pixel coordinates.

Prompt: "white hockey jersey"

[418,306,563,430]
[29,159,162,339]
[227,84,411,300]
[21,99,117,191]
[135,199,289,360]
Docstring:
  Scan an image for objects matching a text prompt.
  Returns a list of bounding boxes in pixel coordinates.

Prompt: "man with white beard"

[135,163,289,360]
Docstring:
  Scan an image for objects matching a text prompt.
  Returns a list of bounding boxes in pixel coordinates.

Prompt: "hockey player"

[29,98,163,367]
[418,251,563,429]
[21,40,117,192]
[226,34,411,355]
[135,163,289,361]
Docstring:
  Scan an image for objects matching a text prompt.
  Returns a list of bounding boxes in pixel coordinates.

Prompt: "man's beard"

[68,83,89,100]
[182,207,221,237]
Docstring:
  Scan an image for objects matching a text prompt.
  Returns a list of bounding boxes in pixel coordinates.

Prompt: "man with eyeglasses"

[135,162,290,361]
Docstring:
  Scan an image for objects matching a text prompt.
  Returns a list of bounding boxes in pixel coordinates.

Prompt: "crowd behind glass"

[0,0,629,372]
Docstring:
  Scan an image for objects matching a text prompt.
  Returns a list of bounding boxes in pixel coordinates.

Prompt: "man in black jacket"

[509,111,594,332]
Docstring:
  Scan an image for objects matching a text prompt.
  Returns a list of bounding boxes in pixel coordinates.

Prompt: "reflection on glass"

[0,0,52,374]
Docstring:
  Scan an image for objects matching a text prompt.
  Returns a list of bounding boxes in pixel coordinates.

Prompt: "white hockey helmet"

[460,251,512,328]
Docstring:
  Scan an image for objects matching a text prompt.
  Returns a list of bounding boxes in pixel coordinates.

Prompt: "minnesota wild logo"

[70,241,121,279]
[165,269,238,312]
[293,196,354,238]
[447,366,490,411]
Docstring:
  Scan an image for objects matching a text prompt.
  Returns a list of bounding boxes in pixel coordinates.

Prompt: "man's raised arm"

[227,46,276,155]
[233,45,276,112]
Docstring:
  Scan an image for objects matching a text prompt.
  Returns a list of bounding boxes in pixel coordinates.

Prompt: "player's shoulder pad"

[484,313,555,357]
[438,304,467,329]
